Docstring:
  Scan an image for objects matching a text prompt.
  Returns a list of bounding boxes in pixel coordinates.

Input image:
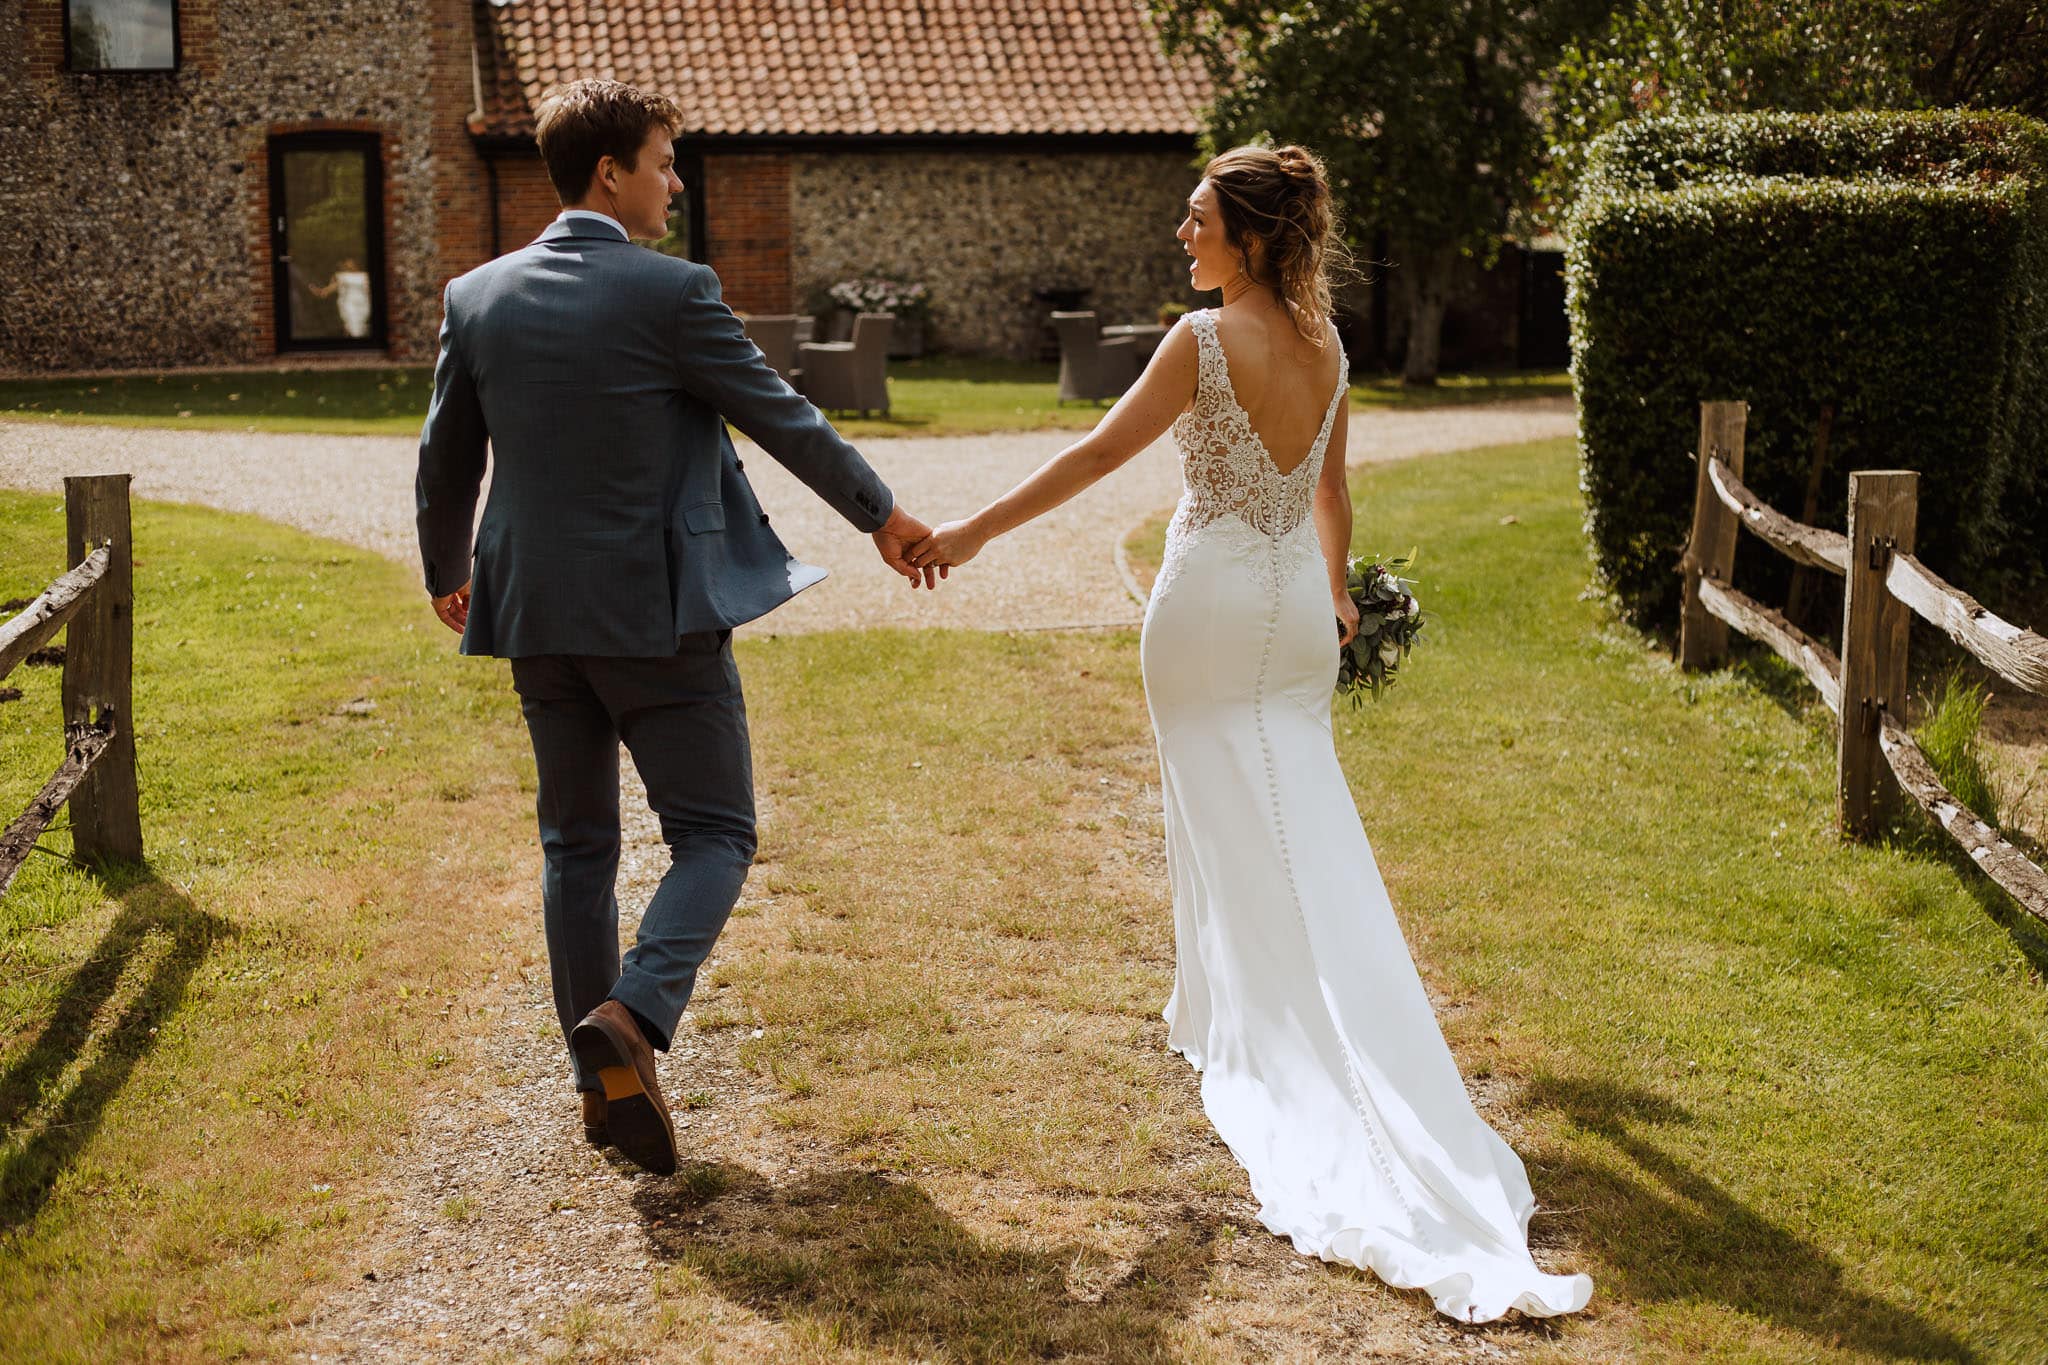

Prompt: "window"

[268,133,387,351]
[653,149,706,261]
[65,0,179,73]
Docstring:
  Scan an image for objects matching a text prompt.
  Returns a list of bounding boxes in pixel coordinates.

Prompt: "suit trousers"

[509,632,754,1092]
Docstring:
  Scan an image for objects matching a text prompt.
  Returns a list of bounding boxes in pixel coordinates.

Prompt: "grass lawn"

[5,438,2042,1361]
[0,357,1568,441]
[0,493,537,1360]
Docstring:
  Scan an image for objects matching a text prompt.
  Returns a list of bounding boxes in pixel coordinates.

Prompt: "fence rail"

[0,475,140,896]
[1677,402,2047,925]
[1703,455,1850,575]
[0,546,111,679]
[1695,577,1843,715]
[1883,552,2048,695]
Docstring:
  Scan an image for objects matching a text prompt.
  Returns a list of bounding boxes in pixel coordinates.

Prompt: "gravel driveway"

[0,401,1574,633]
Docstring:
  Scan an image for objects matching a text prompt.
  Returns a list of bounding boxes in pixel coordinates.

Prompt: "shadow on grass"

[1887,809,2048,981]
[0,869,231,1236]
[1727,644,1832,724]
[1525,1074,1975,1362]
[634,1162,1214,1360]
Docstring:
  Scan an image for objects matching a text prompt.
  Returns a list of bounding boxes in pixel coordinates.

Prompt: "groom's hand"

[432,580,471,634]
[873,506,943,589]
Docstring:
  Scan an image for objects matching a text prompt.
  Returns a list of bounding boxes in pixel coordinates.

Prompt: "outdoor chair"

[1052,311,1138,403]
[742,314,804,384]
[799,312,893,416]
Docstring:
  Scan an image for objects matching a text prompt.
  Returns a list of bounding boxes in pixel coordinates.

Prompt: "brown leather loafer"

[580,1090,608,1147]
[571,1000,677,1175]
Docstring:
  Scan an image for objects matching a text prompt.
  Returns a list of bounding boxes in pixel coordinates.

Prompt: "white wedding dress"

[1140,310,1592,1322]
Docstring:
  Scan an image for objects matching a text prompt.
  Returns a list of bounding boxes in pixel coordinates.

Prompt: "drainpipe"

[469,23,499,258]
[486,157,501,259]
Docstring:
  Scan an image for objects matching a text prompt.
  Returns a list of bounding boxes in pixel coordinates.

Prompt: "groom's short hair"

[535,80,683,203]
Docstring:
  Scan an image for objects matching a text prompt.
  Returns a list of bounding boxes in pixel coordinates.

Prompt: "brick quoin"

[427,0,487,321]
[703,154,792,314]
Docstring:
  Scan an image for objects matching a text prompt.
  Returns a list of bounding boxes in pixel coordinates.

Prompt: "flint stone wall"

[790,148,1208,359]
[0,0,440,373]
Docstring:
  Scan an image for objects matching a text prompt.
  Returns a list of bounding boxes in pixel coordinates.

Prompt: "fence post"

[1678,400,1749,669]
[61,474,142,866]
[1838,470,1918,838]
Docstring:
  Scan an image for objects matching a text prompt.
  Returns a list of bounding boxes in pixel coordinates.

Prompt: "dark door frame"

[267,130,388,353]
[671,144,708,261]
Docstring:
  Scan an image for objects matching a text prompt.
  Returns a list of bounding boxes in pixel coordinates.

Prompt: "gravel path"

[0,401,1573,633]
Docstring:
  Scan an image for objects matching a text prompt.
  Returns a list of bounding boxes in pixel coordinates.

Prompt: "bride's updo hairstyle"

[1202,144,1350,344]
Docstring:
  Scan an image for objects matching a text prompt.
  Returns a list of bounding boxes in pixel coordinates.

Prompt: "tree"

[1545,1,2048,202]
[1153,0,1616,384]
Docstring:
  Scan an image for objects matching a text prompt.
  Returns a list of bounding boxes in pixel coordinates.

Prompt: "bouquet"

[1336,550,1424,705]
[827,277,931,319]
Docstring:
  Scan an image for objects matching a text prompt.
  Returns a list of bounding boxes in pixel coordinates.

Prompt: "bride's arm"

[1313,392,1359,644]
[907,322,1199,569]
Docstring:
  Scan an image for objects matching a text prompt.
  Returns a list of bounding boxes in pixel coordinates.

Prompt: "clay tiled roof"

[471,0,1210,139]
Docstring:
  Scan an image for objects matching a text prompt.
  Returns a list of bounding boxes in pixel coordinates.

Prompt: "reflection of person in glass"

[311,257,372,338]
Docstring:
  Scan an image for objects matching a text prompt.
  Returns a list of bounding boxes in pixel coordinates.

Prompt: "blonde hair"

[1202,144,1351,344]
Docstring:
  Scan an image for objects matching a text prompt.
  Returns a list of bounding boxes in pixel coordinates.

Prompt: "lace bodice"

[1154,310,1349,602]
[1169,309,1348,539]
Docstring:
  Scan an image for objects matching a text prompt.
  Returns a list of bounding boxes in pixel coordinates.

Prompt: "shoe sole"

[574,1020,678,1176]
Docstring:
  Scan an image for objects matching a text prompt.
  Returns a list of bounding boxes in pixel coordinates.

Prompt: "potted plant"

[1157,301,1190,328]
[827,277,933,358]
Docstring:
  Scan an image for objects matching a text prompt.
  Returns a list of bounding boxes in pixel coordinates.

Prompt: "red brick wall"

[704,154,792,313]
[495,156,564,252]
[427,0,487,301]
[484,150,797,311]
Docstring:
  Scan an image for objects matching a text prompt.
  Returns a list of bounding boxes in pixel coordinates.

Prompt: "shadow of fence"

[1523,1073,1975,1362]
[1,873,230,1236]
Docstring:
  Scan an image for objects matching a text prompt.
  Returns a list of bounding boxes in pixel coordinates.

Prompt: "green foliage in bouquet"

[1337,550,1424,705]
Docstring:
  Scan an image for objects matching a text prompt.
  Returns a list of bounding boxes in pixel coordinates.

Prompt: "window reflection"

[280,147,375,344]
[67,0,176,72]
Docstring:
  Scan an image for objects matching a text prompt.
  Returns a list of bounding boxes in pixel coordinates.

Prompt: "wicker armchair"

[741,314,805,384]
[799,312,893,416]
[1052,311,1138,403]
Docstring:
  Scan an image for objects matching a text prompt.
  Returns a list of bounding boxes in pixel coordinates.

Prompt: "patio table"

[1100,323,1168,362]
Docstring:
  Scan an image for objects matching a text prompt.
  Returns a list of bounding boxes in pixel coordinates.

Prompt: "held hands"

[433,580,472,634]
[873,505,945,589]
[906,519,988,575]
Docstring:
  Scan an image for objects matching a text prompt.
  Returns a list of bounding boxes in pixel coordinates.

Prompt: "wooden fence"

[0,475,142,894]
[1677,401,2048,923]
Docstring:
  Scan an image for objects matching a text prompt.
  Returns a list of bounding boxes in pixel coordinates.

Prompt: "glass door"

[268,133,386,351]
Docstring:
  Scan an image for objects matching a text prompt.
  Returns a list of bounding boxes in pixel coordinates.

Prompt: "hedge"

[1566,110,2048,630]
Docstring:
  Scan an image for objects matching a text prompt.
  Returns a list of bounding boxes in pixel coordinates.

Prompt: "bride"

[907,145,1592,1322]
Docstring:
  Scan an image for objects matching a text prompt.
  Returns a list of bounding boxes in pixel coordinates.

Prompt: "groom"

[416,79,937,1176]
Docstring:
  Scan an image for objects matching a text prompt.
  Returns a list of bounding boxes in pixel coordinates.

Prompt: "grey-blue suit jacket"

[415,217,893,657]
